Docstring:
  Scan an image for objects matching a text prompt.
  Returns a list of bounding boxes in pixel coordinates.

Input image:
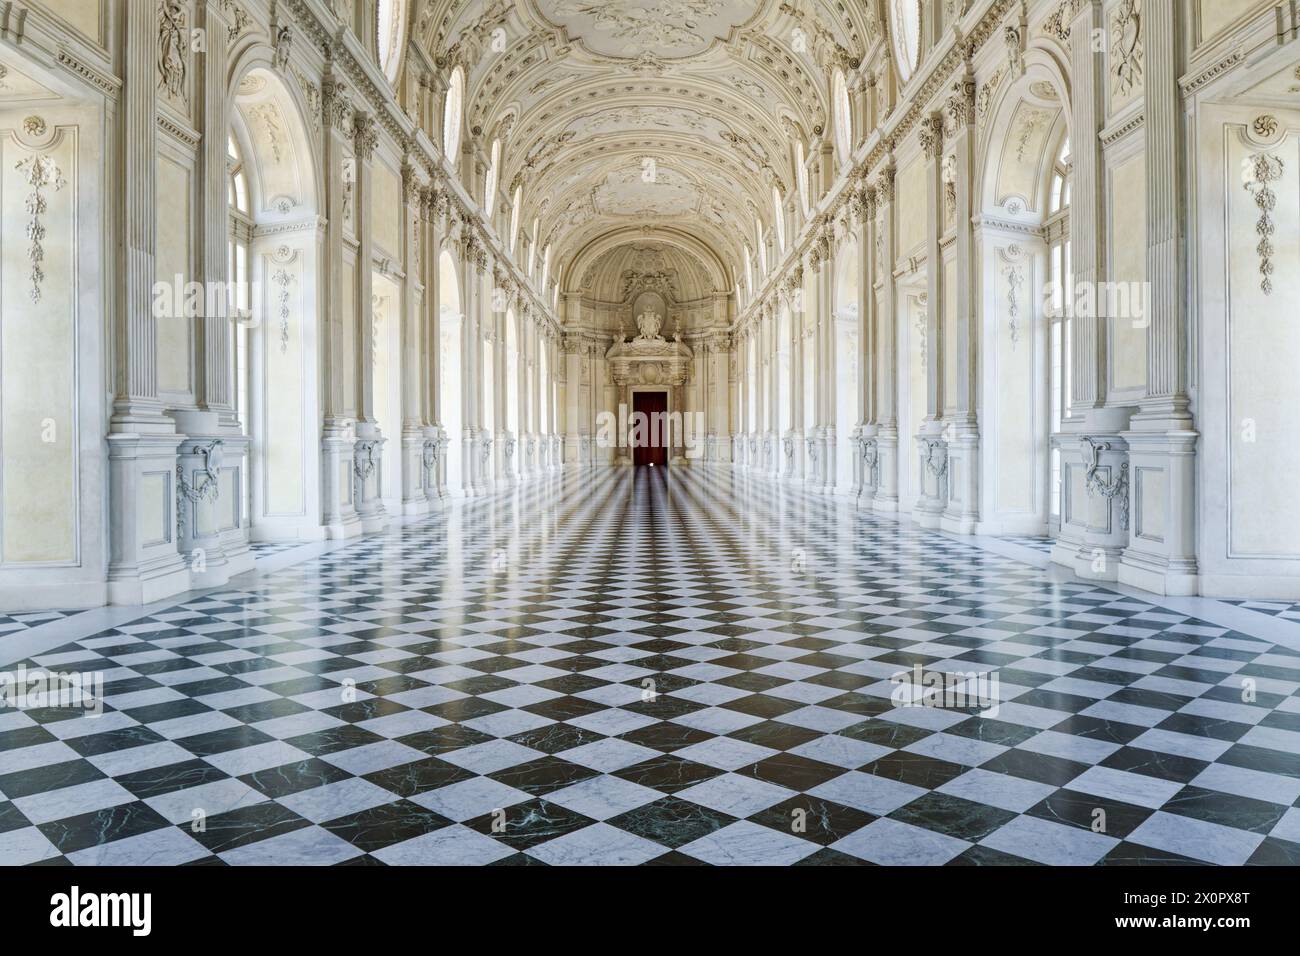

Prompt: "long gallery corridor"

[4,468,1299,866]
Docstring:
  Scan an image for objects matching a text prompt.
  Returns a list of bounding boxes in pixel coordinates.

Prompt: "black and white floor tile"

[0,610,75,638]
[3,467,1300,866]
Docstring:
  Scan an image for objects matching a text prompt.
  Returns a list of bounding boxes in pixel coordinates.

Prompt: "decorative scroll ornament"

[1080,436,1131,531]
[353,440,380,482]
[353,113,378,161]
[1004,24,1026,79]
[1243,152,1284,295]
[861,436,879,484]
[919,113,944,160]
[421,439,439,480]
[177,440,224,536]
[273,23,293,72]
[15,154,66,303]
[922,437,948,478]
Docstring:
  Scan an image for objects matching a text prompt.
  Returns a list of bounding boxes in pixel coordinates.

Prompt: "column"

[1052,0,1132,580]
[107,0,190,604]
[399,162,428,514]
[872,165,901,512]
[914,112,947,528]
[351,112,385,531]
[942,76,980,534]
[320,76,362,538]
[1120,0,1198,594]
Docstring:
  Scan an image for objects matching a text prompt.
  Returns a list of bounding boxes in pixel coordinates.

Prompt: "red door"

[632,391,669,467]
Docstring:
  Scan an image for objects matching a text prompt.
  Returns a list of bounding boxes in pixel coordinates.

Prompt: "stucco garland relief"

[15,150,67,304]
[998,244,1025,350]
[270,245,298,355]
[1242,149,1285,296]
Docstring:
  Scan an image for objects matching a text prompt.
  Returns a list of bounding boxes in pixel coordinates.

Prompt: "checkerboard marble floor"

[4,466,1300,866]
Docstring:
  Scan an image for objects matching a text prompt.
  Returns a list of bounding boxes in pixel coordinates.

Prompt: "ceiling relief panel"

[535,0,760,59]
[593,165,700,218]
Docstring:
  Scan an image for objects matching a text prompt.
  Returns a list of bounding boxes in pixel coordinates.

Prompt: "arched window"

[795,139,810,213]
[1046,134,1072,528]
[377,0,407,85]
[483,138,501,218]
[226,133,253,441]
[772,186,786,252]
[1049,137,1072,214]
[530,218,540,276]
[743,243,754,294]
[832,70,853,164]
[540,244,551,291]
[442,66,464,165]
[227,134,248,215]
[509,184,522,254]
[889,0,922,85]
[755,214,767,273]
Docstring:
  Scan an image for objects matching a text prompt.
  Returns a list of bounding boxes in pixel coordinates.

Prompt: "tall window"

[509,184,522,254]
[755,214,767,273]
[795,139,810,213]
[227,134,253,455]
[530,218,540,276]
[743,243,754,294]
[832,70,853,164]
[377,0,407,85]
[484,138,501,218]
[1046,135,1072,529]
[772,186,785,253]
[540,244,551,291]
[889,0,922,85]
[443,66,464,166]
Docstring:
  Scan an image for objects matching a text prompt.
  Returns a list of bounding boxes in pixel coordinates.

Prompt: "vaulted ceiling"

[414,0,880,304]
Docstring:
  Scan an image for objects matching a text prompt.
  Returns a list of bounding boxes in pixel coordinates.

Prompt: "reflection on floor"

[2,467,1300,865]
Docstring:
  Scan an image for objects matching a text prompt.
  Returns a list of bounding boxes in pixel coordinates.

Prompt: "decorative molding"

[157,0,189,104]
[1242,151,1284,295]
[156,111,201,149]
[272,267,294,352]
[14,153,66,304]
[1110,0,1143,99]
[176,441,224,537]
[1081,436,1130,531]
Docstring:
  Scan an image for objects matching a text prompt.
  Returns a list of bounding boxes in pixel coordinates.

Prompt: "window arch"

[484,138,501,218]
[509,184,522,254]
[832,70,853,164]
[889,0,922,85]
[227,134,248,215]
[377,0,408,85]
[442,66,464,165]
[1049,136,1072,214]
[530,217,540,276]
[794,139,810,213]
[772,186,786,253]
[1045,133,1072,528]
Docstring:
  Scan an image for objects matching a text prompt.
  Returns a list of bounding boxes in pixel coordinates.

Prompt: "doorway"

[632,391,668,467]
